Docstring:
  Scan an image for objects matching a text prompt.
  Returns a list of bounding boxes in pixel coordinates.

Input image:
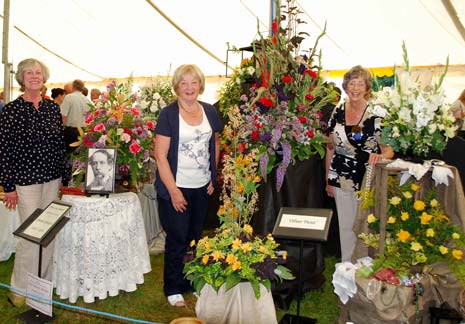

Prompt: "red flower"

[251,130,260,141]
[83,138,95,147]
[93,123,105,132]
[298,116,307,123]
[129,142,141,154]
[237,143,246,153]
[272,37,277,45]
[124,128,132,134]
[306,131,315,138]
[259,97,274,107]
[254,122,263,129]
[304,69,318,78]
[305,94,315,101]
[272,19,278,35]
[85,115,94,124]
[296,104,306,111]
[281,75,292,84]
[131,107,140,116]
[147,121,155,130]
[315,112,323,119]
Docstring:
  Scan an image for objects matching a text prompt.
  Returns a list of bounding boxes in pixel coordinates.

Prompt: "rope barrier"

[0,282,163,324]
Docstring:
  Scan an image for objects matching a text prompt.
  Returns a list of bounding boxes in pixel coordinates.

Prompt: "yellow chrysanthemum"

[232,261,242,271]
[426,228,435,237]
[402,191,412,199]
[452,249,463,260]
[211,250,223,261]
[258,246,267,254]
[253,176,261,183]
[430,199,438,208]
[367,213,377,223]
[453,233,461,240]
[401,212,409,221]
[243,224,253,235]
[439,246,449,255]
[231,238,242,250]
[421,212,433,225]
[411,184,420,191]
[397,229,410,242]
[241,243,252,253]
[410,242,423,251]
[389,196,401,205]
[414,200,426,211]
[387,216,396,224]
[204,242,211,250]
[202,254,209,265]
[225,254,237,265]
[190,240,196,247]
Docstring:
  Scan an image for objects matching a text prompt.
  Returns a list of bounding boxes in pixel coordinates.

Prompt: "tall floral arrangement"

[220,0,338,191]
[137,78,176,122]
[358,177,465,286]
[183,106,294,299]
[72,80,155,191]
[370,42,456,157]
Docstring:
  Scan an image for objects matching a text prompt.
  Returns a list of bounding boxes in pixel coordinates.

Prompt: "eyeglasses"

[347,81,366,88]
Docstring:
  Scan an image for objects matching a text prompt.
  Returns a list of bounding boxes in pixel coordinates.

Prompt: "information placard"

[272,207,333,241]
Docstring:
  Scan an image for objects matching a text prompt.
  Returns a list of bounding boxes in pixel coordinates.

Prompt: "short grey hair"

[15,58,50,92]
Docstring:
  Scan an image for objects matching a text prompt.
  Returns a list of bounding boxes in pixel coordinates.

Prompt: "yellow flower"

[253,175,261,183]
[232,261,242,271]
[414,200,425,211]
[190,240,196,247]
[410,242,423,251]
[367,213,377,223]
[202,254,209,265]
[387,217,396,224]
[426,228,435,237]
[243,224,253,235]
[402,191,412,199]
[411,183,420,191]
[267,234,275,242]
[397,229,410,242]
[452,249,463,260]
[226,254,237,265]
[217,205,225,216]
[439,246,449,255]
[211,250,223,261]
[241,243,252,253]
[453,233,461,240]
[430,199,438,207]
[389,196,401,205]
[282,251,288,260]
[222,228,230,234]
[258,246,267,254]
[421,212,433,225]
[237,182,245,193]
[204,242,211,250]
[401,212,409,221]
[415,253,427,263]
[231,238,242,250]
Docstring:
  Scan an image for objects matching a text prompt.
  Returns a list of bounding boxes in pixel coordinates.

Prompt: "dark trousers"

[63,127,79,185]
[158,185,209,297]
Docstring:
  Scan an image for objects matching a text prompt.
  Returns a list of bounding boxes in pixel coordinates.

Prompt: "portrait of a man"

[85,148,116,193]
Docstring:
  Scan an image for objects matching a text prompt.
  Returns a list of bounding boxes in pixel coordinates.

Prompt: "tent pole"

[441,0,465,44]
[2,0,11,103]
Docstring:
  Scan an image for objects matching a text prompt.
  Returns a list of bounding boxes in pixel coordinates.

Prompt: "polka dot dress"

[0,96,65,192]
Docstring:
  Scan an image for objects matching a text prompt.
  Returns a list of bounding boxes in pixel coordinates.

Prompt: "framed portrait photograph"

[85,147,117,194]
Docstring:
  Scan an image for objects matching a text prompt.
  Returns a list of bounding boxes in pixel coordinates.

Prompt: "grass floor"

[0,254,340,323]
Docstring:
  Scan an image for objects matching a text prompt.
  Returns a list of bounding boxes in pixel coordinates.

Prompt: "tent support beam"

[441,0,465,44]
[2,0,11,103]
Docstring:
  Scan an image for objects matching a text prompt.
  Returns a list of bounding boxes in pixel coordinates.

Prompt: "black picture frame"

[272,207,333,242]
[85,147,117,194]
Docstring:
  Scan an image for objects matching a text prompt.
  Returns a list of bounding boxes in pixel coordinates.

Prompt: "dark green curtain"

[373,75,395,91]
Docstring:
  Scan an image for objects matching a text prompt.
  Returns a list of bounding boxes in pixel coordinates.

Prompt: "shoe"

[167,294,185,307]
[7,291,25,307]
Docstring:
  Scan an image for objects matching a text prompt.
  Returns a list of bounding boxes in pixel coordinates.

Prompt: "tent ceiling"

[1,0,465,86]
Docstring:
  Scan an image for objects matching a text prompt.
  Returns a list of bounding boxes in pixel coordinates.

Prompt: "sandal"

[167,294,185,307]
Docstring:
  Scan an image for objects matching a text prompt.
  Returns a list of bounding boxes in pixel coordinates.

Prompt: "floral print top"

[327,102,383,191]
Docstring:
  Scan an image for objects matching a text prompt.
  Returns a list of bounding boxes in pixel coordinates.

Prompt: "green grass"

[0,254,340,323]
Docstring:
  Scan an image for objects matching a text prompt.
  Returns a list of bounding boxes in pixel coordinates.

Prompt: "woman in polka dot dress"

[0,58,64,307]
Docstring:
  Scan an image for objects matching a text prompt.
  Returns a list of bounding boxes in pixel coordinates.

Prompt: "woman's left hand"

[3,191,18,210]
[368,153,384,165]
[207,182,215,195]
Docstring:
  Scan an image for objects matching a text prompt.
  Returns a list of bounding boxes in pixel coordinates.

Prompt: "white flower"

[428,123,437,134]
[398,107,412,123]
[121,133,131,143]
[247,66,255,75]
[445,126,456,138]
[150,104,158,113]
[153,93,161,100]
[117,128,124,136]
[370,104,388,118]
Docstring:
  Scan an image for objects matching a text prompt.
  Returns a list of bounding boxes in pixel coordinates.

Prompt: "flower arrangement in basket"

[218,0,338,191]
[358,176,465,286]
[369,42,457,157]
[183,106,294,299]
[71,80,155,191]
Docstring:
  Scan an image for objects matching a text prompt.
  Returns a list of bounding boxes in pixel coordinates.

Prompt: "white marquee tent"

[1,0,465,102]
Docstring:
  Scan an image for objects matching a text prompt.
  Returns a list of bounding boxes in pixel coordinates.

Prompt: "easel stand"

[13,202,72,324]
[16,245,56,324]
[279,239,316,324]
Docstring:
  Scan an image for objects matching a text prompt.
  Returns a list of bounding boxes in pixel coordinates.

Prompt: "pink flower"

[298,116,307,123]
[305,94,315,101]
[85,115,94,124]
[147,121,155,130]
[131,107,140,116]
[93,123,105,132]
[129,142,141,154]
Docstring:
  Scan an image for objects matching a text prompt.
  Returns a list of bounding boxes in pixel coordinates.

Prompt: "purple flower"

[276,164,286,191]
[107,80,117,91]
[281,141,291,167]
[260,153,269,180]
[240,94,249,102]
[118,164,130,174]
[271,128,282,145]
[260,132,272,142]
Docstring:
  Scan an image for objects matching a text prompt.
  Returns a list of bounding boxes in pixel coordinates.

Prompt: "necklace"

[179,101,200,114]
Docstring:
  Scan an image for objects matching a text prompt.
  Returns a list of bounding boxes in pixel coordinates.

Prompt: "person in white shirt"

[450,88,465,138]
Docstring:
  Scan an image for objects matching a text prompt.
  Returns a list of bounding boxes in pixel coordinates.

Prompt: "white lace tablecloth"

[0,204,20,261]
[53,192,151,303]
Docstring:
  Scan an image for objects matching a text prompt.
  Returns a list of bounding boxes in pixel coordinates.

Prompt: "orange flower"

[413,200,426,211]
[226,254,237,265]
[202,255,209,265]
[397,229,410,242]
[452,249,463,260]
[232,261,242,271]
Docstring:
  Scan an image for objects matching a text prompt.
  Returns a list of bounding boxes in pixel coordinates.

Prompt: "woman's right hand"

[3,191,18,210]
[170,188,188,212]
[325,184,334,198]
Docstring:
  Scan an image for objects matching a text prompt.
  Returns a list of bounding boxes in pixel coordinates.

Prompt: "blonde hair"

[172,64,205,95]
[342,65,372,100]
[15,58,50,92]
